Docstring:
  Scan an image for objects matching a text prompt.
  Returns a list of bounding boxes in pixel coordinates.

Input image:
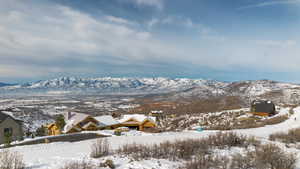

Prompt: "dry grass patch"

[180,143,296,169]
[230,144,296,169]
[0,150,25,169]
[117,132,260,161]
[90,138,110,158]
[269,128,300,143]
[179,154,229,169]
[60,160,95,169]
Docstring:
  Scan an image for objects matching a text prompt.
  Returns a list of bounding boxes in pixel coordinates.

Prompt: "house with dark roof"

[250,100,276,116]
[0,111,23,144]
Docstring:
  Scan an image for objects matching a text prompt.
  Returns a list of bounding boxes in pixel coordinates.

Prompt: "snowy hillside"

[6,106,300,169]
[166,80,300,104]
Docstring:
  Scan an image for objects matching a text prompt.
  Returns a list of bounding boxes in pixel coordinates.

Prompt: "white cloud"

[104,15,135,25]
[117,0,164,10]
[238,0,300,10]
[147,16,213,36]
[127,0,164,10]
[0,0,181,78]
[1,0,300,80]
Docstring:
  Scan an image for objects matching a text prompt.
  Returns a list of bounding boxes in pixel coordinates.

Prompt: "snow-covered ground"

[5,107,300,169]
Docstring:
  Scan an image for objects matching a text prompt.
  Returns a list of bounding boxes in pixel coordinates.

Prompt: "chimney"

[66,112,72,120]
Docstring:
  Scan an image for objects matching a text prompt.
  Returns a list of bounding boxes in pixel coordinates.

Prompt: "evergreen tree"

[36,126,47,136]
[55,114,66,130]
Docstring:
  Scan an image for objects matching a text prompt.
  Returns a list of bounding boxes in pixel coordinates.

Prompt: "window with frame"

[4,128,13,136]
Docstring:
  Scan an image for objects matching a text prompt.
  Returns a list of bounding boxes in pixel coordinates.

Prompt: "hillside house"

[63,112,98,134]
[46,123,61,136]
[251,100,276,116]
[0,111,23,144]
[119,114,156,131]
[95,115,120,129]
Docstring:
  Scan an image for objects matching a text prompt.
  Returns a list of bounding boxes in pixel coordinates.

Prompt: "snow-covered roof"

[64,112,90,126]
[151,110,163,114]
[63,112,91,133]
[94,115,119,127]
[82,122,97,129]
[0,111,23,123]
[119,114,156,124]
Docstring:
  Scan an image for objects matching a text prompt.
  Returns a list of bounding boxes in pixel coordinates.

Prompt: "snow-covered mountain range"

[1,77,300,103]
[0,77,218,94]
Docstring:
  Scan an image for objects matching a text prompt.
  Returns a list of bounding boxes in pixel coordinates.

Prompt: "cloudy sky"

[1,0,300,83]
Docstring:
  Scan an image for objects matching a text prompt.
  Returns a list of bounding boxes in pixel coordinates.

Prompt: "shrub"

[4,134,12,147]
[253,144,296,169]
[230,144,296,169]
[60,160,95,169]
[117,132,259,161]
[269,128,300,143]
[55,114,66,130]
[36,126,47,137]
[114,130,122,136]
[0,150,25,169]
[207,132,250,148]
[263,115,288,126]
[90,138,110,158]
[118,139,210,161]
[180,143,296,169]
[230,152,255,169]
[99,159,115,169]
[179,154,229,169]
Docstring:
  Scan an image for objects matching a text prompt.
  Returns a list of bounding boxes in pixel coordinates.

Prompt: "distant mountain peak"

[1,77,299,104]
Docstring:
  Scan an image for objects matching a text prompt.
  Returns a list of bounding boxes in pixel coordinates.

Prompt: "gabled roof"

[82,122,98,129]
[63,112,92,133]
[0,111,23,124]
[64,112,91,126]
[94,115,119,127]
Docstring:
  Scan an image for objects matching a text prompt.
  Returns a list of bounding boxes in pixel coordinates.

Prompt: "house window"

[4,128,13,136]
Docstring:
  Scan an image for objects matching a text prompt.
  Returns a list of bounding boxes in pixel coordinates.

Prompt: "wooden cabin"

[119,114,156,131]
[47,123,61,136]
[250,100,276,116]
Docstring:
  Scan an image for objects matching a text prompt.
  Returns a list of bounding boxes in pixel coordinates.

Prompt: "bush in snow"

[179,154,229,169]
[60,160,95,169]
[179,143,296,169]
[35,126,47,136]
[99,159,115,169]
[90,138,110,158]
[118,132,259,161]
[269,128,300,143]
[230,143,296,169]
[118,139,210,161]
[206,132,261,149]
[0,150,25,169]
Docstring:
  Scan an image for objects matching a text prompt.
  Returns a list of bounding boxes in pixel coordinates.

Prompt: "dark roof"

[251,100,275,114]
[0,111,23,124]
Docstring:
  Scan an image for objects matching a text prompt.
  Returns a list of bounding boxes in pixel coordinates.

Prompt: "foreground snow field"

[6,107,300,169]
